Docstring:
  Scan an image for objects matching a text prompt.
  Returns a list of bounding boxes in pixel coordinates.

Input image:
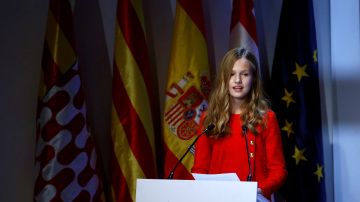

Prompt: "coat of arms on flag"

[164,71,210,141]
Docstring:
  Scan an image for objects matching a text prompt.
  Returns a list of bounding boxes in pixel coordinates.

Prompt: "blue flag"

[270,0,326,201]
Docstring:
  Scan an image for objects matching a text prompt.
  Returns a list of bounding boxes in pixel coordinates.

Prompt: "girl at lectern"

[192,47,287,200]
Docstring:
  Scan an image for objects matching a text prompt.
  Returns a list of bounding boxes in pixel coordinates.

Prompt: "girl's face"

[228,58,254,102]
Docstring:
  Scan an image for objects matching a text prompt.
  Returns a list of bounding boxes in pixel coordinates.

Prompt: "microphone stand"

[167,124,215,179]
[242,125,253,181]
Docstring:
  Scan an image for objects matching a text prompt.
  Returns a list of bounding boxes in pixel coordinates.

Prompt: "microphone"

[242,125,253,181]
[167,123,215,179]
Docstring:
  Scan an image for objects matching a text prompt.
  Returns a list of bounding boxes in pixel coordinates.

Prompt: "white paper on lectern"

[192,173,240,181]
[191,173,269,202]
[136,179,258,202]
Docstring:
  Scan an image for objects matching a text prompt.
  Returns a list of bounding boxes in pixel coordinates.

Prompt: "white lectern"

[136,179,257,202]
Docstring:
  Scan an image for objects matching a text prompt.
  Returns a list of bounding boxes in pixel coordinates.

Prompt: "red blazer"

[192,110,287,199]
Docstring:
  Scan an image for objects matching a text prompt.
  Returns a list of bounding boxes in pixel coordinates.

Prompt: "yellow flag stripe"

[45,11,76,73]
[113,24,156,158]
[167,5,209,87]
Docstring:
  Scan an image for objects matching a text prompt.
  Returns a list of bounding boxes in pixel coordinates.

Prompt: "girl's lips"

[232,86,243,92]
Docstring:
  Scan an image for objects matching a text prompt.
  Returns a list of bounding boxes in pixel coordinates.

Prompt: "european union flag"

[270,0,326,201]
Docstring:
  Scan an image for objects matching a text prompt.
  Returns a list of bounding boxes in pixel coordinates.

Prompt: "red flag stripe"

[110,143,132,202]
[165,103,181,117]
[41,42,62,91]
[170,114,184,126]
[112,66,156,178]
[178,0,206,37]
[164,104,182,121]
[116,0,154,98]
[230,0,258,43]
[167,109,185,125]
[163,144,193,179]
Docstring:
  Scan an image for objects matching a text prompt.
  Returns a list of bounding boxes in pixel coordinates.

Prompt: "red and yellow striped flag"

[229,0,259,59]
[110,0,158,201]
[34,0,103,201]
[163,0,211,179]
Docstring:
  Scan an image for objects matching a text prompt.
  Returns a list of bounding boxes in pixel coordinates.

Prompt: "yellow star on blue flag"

[292,62,309,82]
[314,164,324,182]
[281,88,296,108]
[282,120,294,138]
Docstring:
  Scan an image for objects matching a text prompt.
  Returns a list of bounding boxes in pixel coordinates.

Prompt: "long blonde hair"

[203,47,269,137]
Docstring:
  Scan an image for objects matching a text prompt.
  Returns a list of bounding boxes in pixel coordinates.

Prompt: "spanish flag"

[110,0,158,201]
[163,0,211,179]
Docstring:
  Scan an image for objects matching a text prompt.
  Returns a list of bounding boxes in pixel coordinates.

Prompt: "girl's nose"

[235,74,242,83]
